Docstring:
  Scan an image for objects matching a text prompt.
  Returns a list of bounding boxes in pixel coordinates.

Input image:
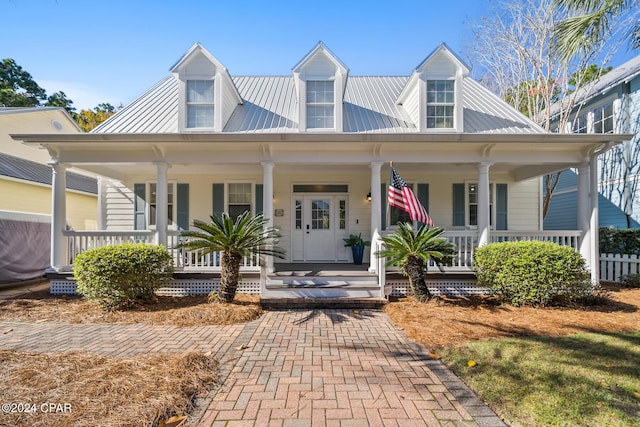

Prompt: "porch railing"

[63,230,259,271]
[63,229,581,273]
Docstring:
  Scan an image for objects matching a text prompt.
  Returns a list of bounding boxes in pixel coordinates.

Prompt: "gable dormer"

[171,43,242,132]
[292,42,349,132]
[397,43,469,132]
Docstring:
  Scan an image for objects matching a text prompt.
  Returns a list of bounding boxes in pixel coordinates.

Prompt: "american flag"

[388,166,434,226]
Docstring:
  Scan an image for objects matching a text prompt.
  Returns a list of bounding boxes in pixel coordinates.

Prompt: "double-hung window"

[227,182,252,221]
[148,183,176,227]
[426,80,455,129]
[186,80,214,128]
[467,183,494,227]
[593,101,614,134]
[306,80,334,129]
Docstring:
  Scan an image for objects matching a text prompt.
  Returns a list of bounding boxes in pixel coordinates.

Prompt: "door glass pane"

[311,199,330,230]
[295,200,302,229]
[339,200,346,229]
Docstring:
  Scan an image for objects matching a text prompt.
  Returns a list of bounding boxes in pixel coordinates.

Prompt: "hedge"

[474,241,592,307]
[74,243,174,309]
[599,227,640,255]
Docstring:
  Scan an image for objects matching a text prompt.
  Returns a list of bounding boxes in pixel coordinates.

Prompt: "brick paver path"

[199,309,505,427]
[0,309,505,426]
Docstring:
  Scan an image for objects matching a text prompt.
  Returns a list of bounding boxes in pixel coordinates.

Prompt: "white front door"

[292,195,348,262]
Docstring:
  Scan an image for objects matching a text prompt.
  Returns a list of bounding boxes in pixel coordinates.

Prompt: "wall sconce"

[366,192,372,202]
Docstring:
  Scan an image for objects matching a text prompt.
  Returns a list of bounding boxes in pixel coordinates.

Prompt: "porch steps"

[262,274,385,308]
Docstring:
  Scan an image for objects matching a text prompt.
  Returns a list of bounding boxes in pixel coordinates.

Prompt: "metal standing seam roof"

[0,153,98,194]
[93,74,546,135]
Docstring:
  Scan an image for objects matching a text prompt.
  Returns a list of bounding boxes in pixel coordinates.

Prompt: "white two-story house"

[13,42,630,297]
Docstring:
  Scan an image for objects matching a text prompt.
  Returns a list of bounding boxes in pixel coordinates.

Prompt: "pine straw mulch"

[384,285,640,350]
[0,290,262,427]
[0,350,217,427]
[0,290,262,326]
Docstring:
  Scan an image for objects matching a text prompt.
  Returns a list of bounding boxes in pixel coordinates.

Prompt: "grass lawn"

[440,331,640,426]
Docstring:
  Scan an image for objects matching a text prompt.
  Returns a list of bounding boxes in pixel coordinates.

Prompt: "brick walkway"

[199,310,505,427]
[0,309,505,426]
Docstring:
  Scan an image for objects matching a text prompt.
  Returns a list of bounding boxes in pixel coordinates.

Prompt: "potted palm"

[343,233,371,265]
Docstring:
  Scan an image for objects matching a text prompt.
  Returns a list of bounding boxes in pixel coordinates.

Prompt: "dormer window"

[306,81,335,129]
[172,43,242,132]
[186,80,214,128]
[426,80,454,128]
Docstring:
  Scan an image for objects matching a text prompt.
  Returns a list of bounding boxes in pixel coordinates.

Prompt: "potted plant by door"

[343,233,371,265]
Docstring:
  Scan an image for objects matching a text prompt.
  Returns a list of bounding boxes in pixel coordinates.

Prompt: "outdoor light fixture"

[366,192,372,202]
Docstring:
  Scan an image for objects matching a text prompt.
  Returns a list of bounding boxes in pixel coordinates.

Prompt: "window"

[186,80,214,128]
[573,113,588,133]
[306,80,334,129]
[468,183,494,227]
[227,182,252,220]
[593,101,614,134]
[426,80,455,128]
[148,183,176,227]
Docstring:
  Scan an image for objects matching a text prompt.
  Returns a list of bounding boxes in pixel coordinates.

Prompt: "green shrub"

[599,227,640,255]
[474,241,591,307]
[74,243,174,309]
[620,273,640,288]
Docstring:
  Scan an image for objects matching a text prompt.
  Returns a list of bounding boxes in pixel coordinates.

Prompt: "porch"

[49,228,582,299]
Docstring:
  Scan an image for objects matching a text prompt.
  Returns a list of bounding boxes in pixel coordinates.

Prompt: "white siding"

[184,52,216,76]
[402,85,420,128]
[508,178,541,230]
[304,54,336,78]
[104,179,134,230]
[423,52,457,78]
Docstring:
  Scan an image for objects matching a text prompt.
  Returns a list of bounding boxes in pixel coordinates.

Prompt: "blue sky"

[2,0,635,111]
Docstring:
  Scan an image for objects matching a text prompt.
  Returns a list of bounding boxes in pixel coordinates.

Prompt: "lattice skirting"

[385,279,491,297]
[51,278,489,297]
[50,279,261,296]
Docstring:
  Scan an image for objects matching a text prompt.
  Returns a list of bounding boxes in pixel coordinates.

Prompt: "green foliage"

[180,212,285,302]
[342,233,370,247]
[620,273,640,288]
[376,224,455,301]
[74,243,173,309]
[0,58,46,107]
[74,103,119,132]
[599,227,640,255]
[45,90,76,115]
[474,241,591,306]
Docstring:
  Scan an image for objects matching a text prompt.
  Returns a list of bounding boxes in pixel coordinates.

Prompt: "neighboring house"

[0,108,98,229]
[0,107,98,283]
[545,169,640,229]
[12,42,631,292]
[545,55,640,230]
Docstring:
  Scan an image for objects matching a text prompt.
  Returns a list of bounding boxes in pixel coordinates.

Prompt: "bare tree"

[465,0,614,218]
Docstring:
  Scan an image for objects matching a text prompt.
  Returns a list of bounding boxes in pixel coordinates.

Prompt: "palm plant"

[554,0,639,60]
[179,211,285,302]
[376,223,455,302]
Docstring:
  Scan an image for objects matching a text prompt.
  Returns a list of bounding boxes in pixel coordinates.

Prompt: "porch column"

[477,162,492,247]
[262,161,275,272]
[589,158,600,283]
[154,161,170,247]
[369,161,383,273]
[577,162,591,272]
[48,161,67,271]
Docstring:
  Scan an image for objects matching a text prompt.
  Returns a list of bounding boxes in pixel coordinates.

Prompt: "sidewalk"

[0,307,505,426]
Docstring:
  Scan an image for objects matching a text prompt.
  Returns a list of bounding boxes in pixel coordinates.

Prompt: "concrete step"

[260,297,387,310]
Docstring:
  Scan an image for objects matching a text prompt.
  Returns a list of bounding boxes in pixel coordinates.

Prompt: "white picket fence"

[599,253,640,282]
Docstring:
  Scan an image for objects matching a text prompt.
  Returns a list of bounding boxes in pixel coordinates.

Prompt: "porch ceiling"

[13,132,633,182]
